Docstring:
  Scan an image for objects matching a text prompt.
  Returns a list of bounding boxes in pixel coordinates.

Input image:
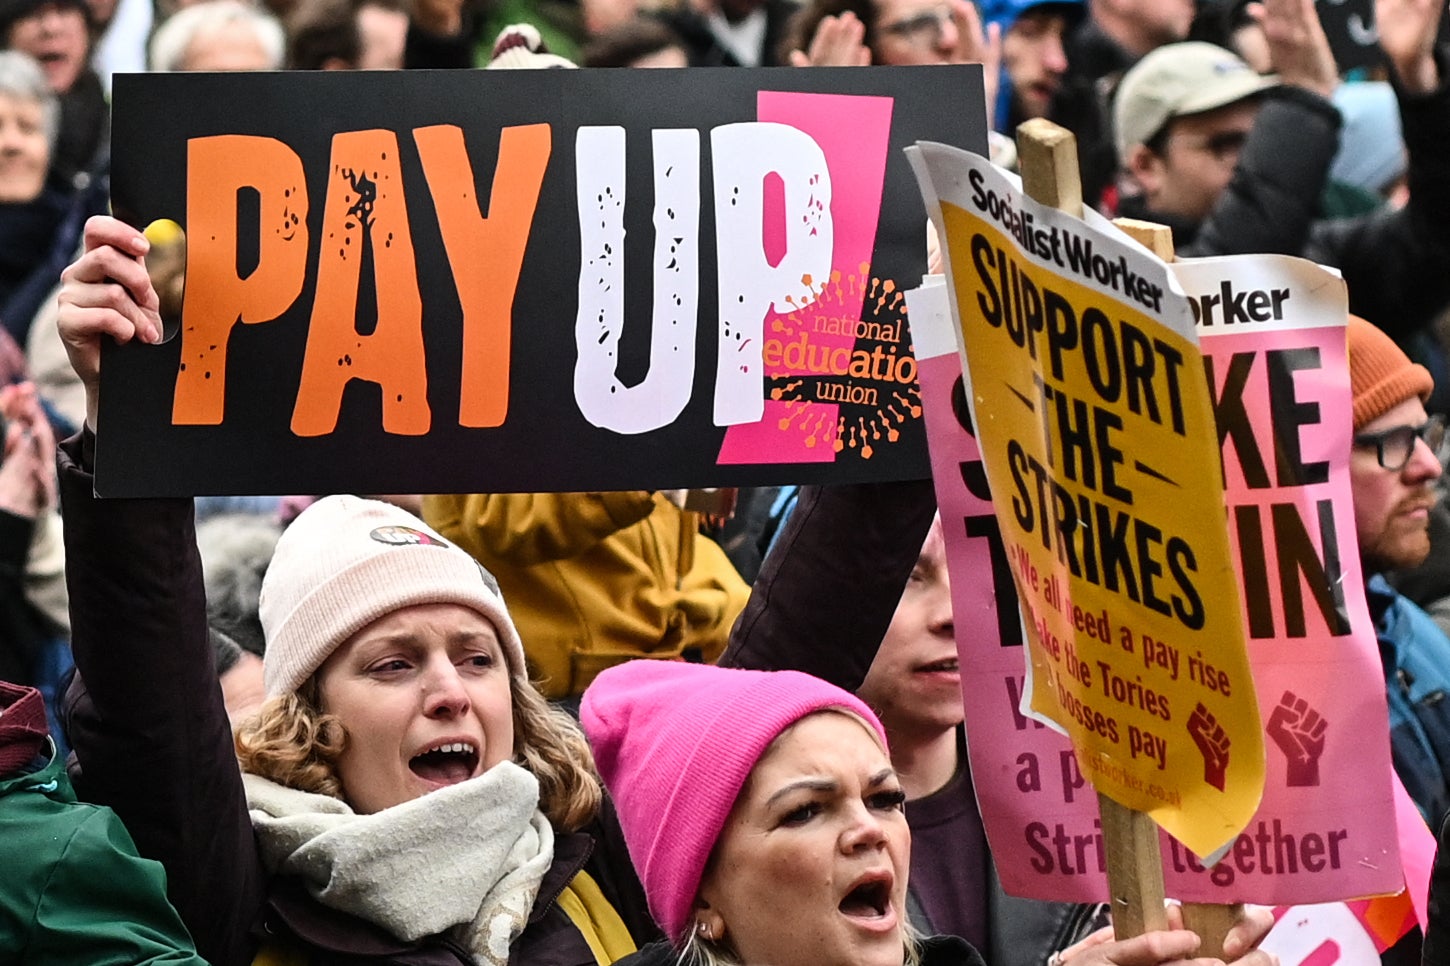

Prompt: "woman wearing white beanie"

[53,217,657,965]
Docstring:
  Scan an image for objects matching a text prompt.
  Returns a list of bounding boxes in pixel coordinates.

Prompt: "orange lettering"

[175,135,307,425]
[414,123,551,428]
[292,130,430,436]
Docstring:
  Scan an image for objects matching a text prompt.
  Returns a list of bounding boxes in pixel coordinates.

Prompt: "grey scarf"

[244,761,554,966]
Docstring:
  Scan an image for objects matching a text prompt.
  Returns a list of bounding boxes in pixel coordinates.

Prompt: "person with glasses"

[781,0,1078,170]
[1112,0,1450,347]
[1346,315,1450,832]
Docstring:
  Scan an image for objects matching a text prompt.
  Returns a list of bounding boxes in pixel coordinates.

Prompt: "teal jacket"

[0,688,206,965]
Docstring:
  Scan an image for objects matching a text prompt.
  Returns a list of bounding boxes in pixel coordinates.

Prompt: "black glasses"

[879,6,951,46]
[1354,414,1447,471]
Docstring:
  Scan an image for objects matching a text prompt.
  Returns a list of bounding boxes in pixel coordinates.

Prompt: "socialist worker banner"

[909,143,1264,860]
[100,66,985,496]
[908,247,1415,905]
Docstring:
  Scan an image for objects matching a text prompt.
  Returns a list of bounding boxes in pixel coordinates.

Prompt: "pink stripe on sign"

[1300,939,1339,966]
[715,91,894,466]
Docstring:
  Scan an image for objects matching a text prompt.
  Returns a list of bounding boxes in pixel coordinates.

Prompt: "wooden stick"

[1112,215,1246,961]
[1181,902,1244,960]
[1016,118,1170,942]
[1099,793,1170,937]
[1113,218,1176,261]
[1017,118,1083,219]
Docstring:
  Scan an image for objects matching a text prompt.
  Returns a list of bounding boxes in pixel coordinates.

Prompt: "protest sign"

[908,244,1418,907]
[100,67,985,496]
[909,143,1263,860]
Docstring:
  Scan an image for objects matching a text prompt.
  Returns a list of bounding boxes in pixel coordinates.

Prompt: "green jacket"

[0,740,207,965]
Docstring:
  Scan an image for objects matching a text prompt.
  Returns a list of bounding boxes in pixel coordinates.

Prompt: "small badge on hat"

[370,525,444,547]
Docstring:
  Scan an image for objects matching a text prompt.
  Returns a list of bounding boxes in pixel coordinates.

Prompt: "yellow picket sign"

[926,149,1264,860]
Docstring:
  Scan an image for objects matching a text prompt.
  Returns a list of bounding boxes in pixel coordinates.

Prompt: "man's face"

[856,517,962,740]
[1002,9,1069,120]
[6,2,89,95]
[1352,397,1443,573]
[1130,98,1259,222]
[871,0,959,66]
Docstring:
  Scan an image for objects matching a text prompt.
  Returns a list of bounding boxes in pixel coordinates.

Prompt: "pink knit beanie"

[580,661,888,942]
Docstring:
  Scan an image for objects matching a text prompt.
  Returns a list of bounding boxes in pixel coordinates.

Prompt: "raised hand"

[789,12,871,67]
[55,216,163,431]
[0,382,57,519]
[1249,0,1339,98]
[1376,0,1442,93]
[949,0,1001,119]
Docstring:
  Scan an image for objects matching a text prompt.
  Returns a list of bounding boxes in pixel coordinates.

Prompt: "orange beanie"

[1347,315,1432,432]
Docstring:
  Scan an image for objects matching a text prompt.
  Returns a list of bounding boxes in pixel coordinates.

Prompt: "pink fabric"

[581,661,887,941]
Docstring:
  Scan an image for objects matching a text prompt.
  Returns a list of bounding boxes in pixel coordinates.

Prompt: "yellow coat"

[424,492,749,698]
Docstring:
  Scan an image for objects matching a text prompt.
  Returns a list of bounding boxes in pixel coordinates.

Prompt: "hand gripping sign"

[908,142,1264,862]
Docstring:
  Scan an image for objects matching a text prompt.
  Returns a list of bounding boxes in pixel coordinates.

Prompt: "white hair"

[0,51,58,149]
[148,0,286,72]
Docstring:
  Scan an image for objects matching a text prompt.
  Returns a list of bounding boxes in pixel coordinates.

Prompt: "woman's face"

[0,93,48,203]
[315,602,515,814]
[696,712,910,966]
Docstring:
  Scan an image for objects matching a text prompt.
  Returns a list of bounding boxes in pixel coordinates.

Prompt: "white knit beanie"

[258,495,526,697]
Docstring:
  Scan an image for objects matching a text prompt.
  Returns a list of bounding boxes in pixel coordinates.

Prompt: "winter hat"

[258,496,526,697]
[580,661,888,942]
[1330,82,1406,195]
[0,681,49,775]
[977,0,1084,132]
[0,0,89,38]
[1348,315,1433,432]
[486,23,577,70]
[1115,42,1278,159]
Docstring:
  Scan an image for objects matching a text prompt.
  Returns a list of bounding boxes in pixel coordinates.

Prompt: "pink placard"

[911,251,1412,906]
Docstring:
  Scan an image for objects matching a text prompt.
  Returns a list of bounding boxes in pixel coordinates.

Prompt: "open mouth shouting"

[838,871,898,933]
[409,739,481,788]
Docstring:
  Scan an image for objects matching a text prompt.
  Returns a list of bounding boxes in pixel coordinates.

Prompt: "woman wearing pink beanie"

[582,660,1278,966]
[52,218,659,966]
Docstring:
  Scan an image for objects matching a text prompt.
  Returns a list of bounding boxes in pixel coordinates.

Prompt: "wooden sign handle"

[1108,215,1245,959]
[1180,902,1244,960]
[1015,117,1170,943]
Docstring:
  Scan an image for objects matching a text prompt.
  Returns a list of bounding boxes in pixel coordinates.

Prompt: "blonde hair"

[235,672,602,831]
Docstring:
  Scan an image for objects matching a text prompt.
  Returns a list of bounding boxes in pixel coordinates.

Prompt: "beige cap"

[1114,42,1278,160]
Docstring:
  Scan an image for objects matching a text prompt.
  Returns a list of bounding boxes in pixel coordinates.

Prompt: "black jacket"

[617,933,989,966]
[1117,51,1450,341]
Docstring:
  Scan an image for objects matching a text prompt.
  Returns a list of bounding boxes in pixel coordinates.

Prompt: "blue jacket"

[1371,574,1450,826]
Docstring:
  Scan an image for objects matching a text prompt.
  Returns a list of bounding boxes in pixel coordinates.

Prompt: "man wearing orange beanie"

[1348,315,1450,827]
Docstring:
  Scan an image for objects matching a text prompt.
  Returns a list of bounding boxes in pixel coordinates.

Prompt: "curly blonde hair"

[235,672,602,831]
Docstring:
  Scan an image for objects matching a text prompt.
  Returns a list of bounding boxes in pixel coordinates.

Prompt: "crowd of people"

[5,0,1450,962]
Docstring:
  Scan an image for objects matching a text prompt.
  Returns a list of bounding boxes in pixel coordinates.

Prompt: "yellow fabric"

[251,872,635,966]
[555,870,637,965]
[252,942,309,966]
[424,491,749,698]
